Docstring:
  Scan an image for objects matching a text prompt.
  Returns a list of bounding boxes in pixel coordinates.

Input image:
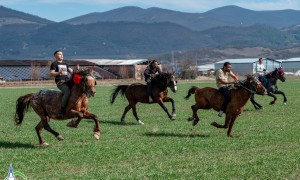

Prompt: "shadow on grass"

[0,141,36,149]
[99,120,137,126]
[143,132,210,138]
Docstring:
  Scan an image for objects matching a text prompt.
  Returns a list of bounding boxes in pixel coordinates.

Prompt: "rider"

[215,62,238,117]
[50,50,74,117]
[144,60,162,103]
[255,58,267,87]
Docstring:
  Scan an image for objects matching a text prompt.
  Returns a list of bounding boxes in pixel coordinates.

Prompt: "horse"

[14,69,100,146]
[250,67,287,110]
[110,72,177,125]
[184,75,266,137]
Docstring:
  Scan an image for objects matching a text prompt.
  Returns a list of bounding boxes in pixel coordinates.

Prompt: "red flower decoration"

[73,74,82,85]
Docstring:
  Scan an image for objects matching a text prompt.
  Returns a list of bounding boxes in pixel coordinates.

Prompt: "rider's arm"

[68,67,73,74]
[157,66,162,74]
[50,70,60,77]
[144,66,151,78]
[229,71,238,83]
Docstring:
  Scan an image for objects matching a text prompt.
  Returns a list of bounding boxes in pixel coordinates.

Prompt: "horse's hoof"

[283,102,287,105]
[171,114,176,120]
[270,101,275,105]
[94,132,100,140]
[192,120,199,126]
[56,135,64,141]
[187,117,194,121]
[40,142,49,147]
[67,120,77,128]
[137,120,144,125]
[121,120,126,125]
[210,122,218,127]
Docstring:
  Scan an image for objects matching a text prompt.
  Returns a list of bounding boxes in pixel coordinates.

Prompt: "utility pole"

[172,51,175,72]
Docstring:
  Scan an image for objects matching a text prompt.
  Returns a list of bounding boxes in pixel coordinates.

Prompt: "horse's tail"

[15,93,34,125]
[184,86,198,100]
[110,85,129,104]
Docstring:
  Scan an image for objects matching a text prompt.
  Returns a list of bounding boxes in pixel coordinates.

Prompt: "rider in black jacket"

[144,60,162,103]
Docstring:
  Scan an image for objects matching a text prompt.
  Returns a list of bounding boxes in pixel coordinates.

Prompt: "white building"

[280,57,300,73]
[214,58,281,76]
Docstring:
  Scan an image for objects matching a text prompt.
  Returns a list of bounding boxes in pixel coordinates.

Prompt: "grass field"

[0,79,299,179]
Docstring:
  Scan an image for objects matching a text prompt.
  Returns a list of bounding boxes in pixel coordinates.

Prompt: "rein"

[237,81,256,94]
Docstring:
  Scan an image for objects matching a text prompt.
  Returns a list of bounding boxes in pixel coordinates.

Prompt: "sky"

[1,0,300,22]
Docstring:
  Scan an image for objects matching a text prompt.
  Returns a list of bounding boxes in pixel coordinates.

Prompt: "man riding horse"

[144,60,162,103]
[50,50,79,117]
[215,62,239,117]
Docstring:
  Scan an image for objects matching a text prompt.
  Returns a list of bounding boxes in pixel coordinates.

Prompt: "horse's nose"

[91,90,96,96]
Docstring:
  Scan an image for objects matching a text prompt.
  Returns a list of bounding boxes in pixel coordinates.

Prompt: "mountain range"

[1,5,300,62]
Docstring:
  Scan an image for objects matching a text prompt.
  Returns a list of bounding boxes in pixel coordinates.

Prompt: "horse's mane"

[69,68,95,91]
[265,67,284,79]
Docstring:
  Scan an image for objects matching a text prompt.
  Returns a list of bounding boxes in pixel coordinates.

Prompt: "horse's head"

[239,75,266,95]
[73,69,97,97]
[269,68,286,82]
[160,72,177,93]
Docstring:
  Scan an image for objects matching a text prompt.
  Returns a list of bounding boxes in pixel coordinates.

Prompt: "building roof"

[280,57,300,62]
[197,63,215,71]
[79,59,150,65]
[215,58,282,64]
[0,60,97,66]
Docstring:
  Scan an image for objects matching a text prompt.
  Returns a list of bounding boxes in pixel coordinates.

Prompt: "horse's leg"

[274,90,287,104]
[131,103,144,125]
[66,109,84,128]
[82,112,101,140]
[120,104,132,124]
[35,121,46,145]
[157,100,174,120]
[163,97,176,119]
[227,116,240,138]
[211,114,231,129]
[188,104,200,126]
[42,116,64,141]
[267,92,277,105]
[250,94,263,110]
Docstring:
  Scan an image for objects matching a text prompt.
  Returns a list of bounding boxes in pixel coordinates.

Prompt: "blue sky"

[1,0,300,22]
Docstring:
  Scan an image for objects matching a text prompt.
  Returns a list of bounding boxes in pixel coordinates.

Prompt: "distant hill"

[1,5,300,61]
[65,5,300,31]
[0,6,53,25]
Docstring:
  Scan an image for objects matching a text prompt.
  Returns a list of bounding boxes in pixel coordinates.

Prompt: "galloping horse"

[250,67,287,109]
[110,72,177,125]
[14,69,100,146]
[185,75,266,137]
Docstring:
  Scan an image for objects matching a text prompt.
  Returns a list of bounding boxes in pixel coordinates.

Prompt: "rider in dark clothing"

[50,50,74,117]
[144,60,162,103]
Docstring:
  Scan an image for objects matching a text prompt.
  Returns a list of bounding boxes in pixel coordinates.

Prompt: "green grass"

[0,79,299,179]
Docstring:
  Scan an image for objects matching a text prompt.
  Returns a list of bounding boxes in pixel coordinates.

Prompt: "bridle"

[81,74,96,97]
[237,78,261,94]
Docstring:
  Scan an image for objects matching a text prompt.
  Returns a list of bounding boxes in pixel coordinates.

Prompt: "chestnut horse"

[110,72,177,125]
[185,75,266,137]
[250,67,287,110]
[14,70,100,146]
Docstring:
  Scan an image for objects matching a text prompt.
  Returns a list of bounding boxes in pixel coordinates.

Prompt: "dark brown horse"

[185,75,266,137]
[110,72,177,125]
[14,70,100,146]
[250,67,287,109]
